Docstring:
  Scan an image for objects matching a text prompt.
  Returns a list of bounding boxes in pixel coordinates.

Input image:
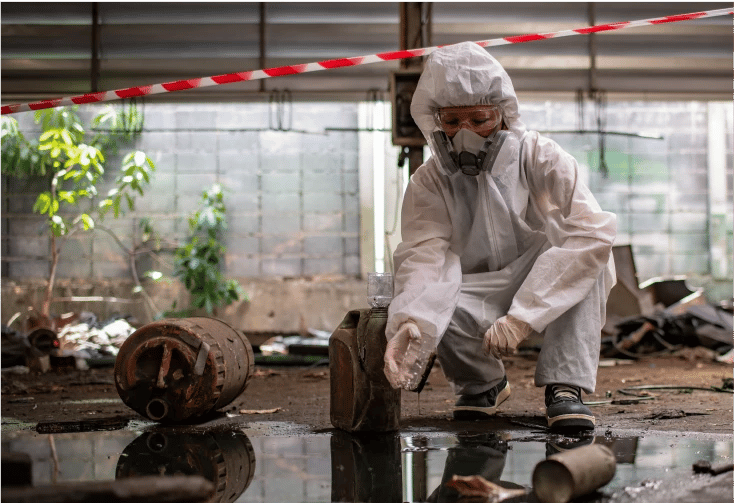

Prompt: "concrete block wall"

[2,99,732,327]
[2,102,362,286]
[521,99,734,285]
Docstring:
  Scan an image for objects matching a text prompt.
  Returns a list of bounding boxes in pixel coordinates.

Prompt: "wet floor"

[1,418,731,503]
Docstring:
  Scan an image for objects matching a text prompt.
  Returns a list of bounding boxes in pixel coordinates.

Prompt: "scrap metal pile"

[601,246,733,363]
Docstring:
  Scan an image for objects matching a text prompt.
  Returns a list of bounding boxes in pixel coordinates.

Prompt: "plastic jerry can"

[329,307,401,432]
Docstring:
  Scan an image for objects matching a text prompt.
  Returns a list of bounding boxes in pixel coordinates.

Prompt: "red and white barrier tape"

[2,7,732,115]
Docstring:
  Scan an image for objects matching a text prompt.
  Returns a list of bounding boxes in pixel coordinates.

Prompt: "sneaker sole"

[453,382,511,420]
[546,413,596,431]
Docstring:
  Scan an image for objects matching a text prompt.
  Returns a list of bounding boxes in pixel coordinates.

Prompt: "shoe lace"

[552,384,579,401]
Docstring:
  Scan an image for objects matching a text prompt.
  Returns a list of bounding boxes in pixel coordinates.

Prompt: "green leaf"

[80,213,94,230]
[145,271,163,281]
[134,150,146,167]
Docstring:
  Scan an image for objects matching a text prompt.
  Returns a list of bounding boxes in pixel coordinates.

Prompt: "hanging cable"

[268,89,293,131]
[594,90,609,177]
[576,89,585,132]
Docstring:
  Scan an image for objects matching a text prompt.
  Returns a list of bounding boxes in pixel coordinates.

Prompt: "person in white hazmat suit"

[383,41,616,432]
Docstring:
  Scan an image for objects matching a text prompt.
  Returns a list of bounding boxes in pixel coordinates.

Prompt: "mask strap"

[432,130,460,175]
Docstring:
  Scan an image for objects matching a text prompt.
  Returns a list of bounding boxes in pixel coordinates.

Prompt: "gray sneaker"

[453,376,511,420]
[545,384,595,431]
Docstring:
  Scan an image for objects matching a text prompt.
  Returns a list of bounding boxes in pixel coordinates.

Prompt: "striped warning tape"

[2,7,732,115]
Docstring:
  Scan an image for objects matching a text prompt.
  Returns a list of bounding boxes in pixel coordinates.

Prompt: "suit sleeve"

[508,132,617,332]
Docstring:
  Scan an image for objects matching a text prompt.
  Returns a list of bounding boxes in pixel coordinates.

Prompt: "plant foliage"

[172,184,245,315]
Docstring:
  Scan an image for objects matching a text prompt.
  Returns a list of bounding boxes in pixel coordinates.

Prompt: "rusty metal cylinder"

[116,430,256,503]
[532,444,617,503]
[114,317,254,423]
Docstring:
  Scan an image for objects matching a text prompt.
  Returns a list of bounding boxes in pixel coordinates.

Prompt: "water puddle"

[2,421,731,502]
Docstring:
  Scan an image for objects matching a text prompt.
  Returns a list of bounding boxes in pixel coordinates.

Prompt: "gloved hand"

[483,315,533,359]
[384,321,422,389]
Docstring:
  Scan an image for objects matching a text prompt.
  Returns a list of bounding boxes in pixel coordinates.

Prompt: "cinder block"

[227,214,260,235]
[141,107,176,130]
[344,238,359,255]
[261,173,299,193]
[304,257,342,276]
[671,253,709,274]
[225,256,260,277]
[8,235,47,257]
[5,259,48,279]
[304,236,342,255]
[92,260,131,279]
[175,131,218,152]
[219,170,259,195]
[218,131,260,151]
[304,172,341,192]
[175,110,216,130]
[303,213,342,233]
[343,173,359,194]
[261,193,299,213]
[176,152,217,174]
[139,132,177,154]
[135,173,177,213]
[261,258,302,277]
[262,235,302,255]
[261,153,301,173]
[344,255,361,276]
[261,216,300,234]
[303,153,341,173]
[143,152,176,175]
[216,106,268,130]
[225,236,259,255]
[344,213,359,234]
[177,173,218,195]
[303,193,341,212]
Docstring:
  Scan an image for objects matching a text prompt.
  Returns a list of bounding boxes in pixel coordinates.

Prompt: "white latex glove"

[383,321,422,389]
[483,315,533,359]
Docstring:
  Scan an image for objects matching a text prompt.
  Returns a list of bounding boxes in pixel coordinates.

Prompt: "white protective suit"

[386,42,616,396]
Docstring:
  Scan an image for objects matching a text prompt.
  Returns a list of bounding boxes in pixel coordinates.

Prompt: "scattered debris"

[239,407,281,415]
[0,475,215,503]
[57,314,136,360]
[252,368,281,378]
[598,359,634,367]
[1,366,30,375]
[644,409,710,420]
[301,370,328,379]
[444,474,528,502]
[692,460,734,475]
[603,245,733,362]
[620,384,734,394]
[6,397,34,404]
[35,416,129,434]
[610,397,655,405]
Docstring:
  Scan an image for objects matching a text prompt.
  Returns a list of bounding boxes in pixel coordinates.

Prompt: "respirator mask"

[431,104,518,176]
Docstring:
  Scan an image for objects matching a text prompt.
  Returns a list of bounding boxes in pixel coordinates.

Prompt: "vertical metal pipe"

[259,3,266,93]
[91,2,100,92]
[399,2,426,177]
[587,2,597,94]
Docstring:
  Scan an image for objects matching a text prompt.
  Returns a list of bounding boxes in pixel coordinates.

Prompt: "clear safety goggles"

[434,105,502,138]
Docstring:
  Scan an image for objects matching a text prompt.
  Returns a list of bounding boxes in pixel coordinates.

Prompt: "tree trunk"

[41,233,58,320]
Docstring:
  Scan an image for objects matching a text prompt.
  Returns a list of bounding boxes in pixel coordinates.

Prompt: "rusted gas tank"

[114,317,254,422]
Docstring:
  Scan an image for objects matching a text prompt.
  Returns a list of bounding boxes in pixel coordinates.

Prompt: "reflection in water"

[1,423,731,503]
[116,429,256,503]
[424,432,518,503]
[330,431,402,503]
